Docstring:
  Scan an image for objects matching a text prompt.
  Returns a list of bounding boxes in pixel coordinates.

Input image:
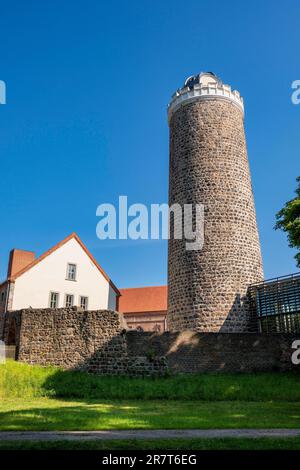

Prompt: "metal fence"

[248,273,300,333]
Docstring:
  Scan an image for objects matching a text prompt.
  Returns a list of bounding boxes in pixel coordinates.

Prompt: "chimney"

[7,249,35,278]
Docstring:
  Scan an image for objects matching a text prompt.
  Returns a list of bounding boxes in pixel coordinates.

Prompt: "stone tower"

[167,72,263,332]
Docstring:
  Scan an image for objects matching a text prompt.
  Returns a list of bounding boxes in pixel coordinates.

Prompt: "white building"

[0,233,120,315]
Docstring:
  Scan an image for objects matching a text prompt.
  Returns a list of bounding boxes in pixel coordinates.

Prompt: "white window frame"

[65,294,74,308]
[49,292,59,309]
[80,296,89,310]
[66,263,77,281]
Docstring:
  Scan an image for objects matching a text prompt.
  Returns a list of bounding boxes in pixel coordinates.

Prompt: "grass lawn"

[1,360,300,402]
[1,438,300,450]
[1,361,300,437]
[1,398,300,431]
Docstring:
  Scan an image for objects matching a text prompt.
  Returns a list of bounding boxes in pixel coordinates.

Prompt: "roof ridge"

[120,285,167,290]
[6,233,120,295]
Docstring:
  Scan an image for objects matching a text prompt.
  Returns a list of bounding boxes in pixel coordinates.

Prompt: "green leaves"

[275,177,300,267]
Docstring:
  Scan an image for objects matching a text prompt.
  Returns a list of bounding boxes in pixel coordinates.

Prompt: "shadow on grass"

[40,365,300,402]
[0,400,300,432]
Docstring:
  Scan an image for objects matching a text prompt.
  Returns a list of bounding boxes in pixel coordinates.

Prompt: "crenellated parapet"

[168,72,244,123]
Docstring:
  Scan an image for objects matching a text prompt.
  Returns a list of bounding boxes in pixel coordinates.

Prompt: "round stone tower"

[167,72,263,332]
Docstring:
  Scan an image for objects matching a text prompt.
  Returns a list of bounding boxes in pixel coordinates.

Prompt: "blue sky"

[0,0,299,286]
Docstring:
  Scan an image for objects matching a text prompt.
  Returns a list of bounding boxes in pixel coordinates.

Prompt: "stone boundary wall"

[126,330,299,373]
[1,308,168,376]
[1,309,299,374]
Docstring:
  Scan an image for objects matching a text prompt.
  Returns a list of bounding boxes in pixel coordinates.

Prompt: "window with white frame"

[50,292,59,309]
[66,263,77,281]
[80,296,88,310]
[65,294,74,308]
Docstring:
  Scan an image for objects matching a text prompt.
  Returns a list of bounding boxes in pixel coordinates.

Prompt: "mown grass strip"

[1,398,300,431]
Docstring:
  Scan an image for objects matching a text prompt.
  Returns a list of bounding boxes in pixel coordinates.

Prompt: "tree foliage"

[275,176,300,267]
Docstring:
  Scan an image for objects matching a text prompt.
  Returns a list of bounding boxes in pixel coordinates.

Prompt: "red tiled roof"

[119,286,167,313]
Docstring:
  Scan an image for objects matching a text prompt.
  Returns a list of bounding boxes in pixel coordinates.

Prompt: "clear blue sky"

[0,0,299,286]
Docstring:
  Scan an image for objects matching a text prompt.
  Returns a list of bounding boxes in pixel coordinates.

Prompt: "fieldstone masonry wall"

[127,330,299,373]
[168,84,263,332]
[1,309,299,374]
[1,308,168,376]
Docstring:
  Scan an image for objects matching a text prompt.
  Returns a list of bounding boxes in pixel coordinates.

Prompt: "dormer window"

[67,263,77,281]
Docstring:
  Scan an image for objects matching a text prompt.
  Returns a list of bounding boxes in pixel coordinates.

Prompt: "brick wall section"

[124,311,167,332]
[168,99,264,332]
[1,309,299,374]
[7,249,35,278]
